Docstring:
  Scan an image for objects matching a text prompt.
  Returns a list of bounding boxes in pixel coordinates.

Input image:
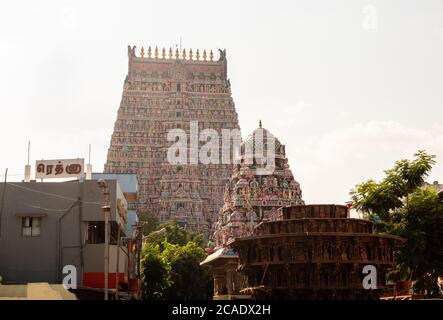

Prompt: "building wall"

[83,244,127,273]
[424,181,443,194]
[0,180,128,286]
[92,173,138,237]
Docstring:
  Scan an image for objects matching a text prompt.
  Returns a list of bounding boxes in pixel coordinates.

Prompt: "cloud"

[336,111,349,120]
[286,121,443,204]
[434,26,443,36]
[283,100,312,115]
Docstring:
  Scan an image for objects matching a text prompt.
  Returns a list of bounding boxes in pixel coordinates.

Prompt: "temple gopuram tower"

[104,46,240,234]
[212,123,304,248]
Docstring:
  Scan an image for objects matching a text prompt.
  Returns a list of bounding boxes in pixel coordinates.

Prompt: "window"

[22,217,41,237]
[86,222,121,245]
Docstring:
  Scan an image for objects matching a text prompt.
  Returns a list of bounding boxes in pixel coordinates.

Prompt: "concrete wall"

[0,180,128,285]
[83,244,127,273]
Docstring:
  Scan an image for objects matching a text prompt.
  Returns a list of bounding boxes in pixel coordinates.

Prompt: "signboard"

[35,159,84,179]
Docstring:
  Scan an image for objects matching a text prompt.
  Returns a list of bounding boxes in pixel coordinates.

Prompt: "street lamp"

[98,179,110,301]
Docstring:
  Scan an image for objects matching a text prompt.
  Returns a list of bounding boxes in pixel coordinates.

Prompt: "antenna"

[27,141,30,165]
[86,144,92,180]
[24,141,31,182]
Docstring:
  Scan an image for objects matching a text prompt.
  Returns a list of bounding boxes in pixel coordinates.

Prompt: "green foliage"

[140,243,171,300]
[350,151,443,297]
[350,150,436,220]
[162,242,213,300]
[145,221,205,248]
[140,222,212,300]
[395,189,443,296]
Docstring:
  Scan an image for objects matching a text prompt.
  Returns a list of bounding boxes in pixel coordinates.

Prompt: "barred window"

[22,217,41,237]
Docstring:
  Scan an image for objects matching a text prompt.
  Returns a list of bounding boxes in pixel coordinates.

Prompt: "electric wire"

[6,182,101,205]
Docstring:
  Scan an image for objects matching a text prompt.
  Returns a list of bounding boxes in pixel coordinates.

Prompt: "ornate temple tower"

[104,46,240,234]
[212,124,304,248]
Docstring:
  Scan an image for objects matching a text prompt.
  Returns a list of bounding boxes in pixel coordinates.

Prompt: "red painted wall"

[83,272,126,289]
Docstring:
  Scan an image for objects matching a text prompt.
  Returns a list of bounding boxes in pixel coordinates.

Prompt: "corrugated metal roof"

[200,247,238,265]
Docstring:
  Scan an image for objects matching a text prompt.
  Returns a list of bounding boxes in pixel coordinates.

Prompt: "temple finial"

[259,120,262,128]
[147,46,152,58]
[175,48,179,60]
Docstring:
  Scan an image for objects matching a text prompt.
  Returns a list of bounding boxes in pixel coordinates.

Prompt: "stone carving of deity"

[246,210,258,223]
[360,245,368,261]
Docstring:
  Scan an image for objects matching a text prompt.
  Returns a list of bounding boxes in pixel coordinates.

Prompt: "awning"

[200,247,238,265]
[15,213,47,218]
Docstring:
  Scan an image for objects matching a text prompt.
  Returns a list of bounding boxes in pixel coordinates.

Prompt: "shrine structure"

[212,123,304,248]
[104,46,240,234]
[232,204,405,300]
[203,124,404,300]
[202,124,304,299]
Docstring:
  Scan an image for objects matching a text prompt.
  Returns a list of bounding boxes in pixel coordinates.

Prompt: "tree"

[140,223,213,300]
[145,221,205,248]
[140,243,170,300]
[394,189,443,296]
[350,151,443,297]
[350,150,436,222]
[162,242,213,300]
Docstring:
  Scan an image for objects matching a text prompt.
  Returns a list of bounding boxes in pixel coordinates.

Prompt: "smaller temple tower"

[202,123,304,299]
[212,123,304,248]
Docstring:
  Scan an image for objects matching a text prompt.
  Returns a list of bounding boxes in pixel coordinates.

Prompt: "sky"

[0,0,442,205]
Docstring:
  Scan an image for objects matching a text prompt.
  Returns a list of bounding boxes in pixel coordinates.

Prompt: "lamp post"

[134,222,143,300]
[115,227,120,300]
[98,179,110,300]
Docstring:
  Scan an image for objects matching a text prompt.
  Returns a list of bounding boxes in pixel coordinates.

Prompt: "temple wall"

[231,204,404,300]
